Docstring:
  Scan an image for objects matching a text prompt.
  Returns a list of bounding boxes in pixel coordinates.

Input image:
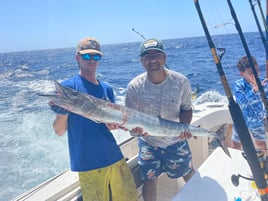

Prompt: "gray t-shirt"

[125,69,192,147]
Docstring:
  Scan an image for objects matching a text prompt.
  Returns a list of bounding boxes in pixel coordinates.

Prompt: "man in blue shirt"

[50,37,137,201]
[232,56,268,156]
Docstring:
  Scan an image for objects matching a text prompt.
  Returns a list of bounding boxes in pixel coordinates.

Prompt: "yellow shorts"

[78,158,137,201]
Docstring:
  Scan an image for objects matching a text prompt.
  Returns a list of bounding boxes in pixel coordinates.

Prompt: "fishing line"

[213,19,234,29]
[209,0,234,34]
[193,0,268,199]
[199,0,229,61]
[209,2,236,66]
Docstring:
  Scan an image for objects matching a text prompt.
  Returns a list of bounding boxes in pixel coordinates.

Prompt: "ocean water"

[0,32,266,200]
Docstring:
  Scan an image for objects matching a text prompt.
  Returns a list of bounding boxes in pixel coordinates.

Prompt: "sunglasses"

[80,54,102,61]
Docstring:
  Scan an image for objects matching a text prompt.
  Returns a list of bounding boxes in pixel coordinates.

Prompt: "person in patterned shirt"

[232,56,268,156]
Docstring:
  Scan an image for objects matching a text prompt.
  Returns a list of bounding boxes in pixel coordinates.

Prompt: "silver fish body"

[40,81,231,157]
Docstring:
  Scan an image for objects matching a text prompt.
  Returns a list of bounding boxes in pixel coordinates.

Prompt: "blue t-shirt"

[61,75,123,171]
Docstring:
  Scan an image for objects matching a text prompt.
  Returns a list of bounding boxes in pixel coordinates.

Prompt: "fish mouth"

[38,81,64,99]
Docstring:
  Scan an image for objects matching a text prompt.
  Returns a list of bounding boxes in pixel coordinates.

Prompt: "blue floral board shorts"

[138,139,194,181]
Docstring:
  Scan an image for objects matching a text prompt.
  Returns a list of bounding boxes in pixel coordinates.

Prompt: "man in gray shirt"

[125,38,195,201]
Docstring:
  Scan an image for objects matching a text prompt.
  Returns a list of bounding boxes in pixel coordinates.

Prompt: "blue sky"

[0,0,265,53]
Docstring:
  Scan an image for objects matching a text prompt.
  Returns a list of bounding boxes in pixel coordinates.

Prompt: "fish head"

[40,80,94,114]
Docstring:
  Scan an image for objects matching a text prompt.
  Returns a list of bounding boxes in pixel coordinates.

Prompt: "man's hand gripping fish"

[40,81,231,157]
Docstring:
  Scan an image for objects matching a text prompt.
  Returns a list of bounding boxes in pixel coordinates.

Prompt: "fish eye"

[72,92,78,96]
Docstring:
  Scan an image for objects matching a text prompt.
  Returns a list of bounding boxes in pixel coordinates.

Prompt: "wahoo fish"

[40,81,231,157]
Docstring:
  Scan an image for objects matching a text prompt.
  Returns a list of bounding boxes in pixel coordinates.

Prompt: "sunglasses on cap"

[80,54,102,61]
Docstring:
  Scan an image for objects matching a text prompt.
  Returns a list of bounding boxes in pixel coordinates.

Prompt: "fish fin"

[54,80,65,96]
[214,123,231,158]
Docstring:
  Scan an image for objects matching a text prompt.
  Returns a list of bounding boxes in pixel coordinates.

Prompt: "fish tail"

[214,123,231,158]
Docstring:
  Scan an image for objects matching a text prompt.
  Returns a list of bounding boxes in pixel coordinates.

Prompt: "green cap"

[140,39,165,56]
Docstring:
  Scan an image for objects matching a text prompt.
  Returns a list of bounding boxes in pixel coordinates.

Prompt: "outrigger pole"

[226,0,268,115]
[131,28,170,69]
[193,0,268,200]
[249,0,268,78]
[255,0,268,78]
[256,0,268,32]
[132,28,146,40]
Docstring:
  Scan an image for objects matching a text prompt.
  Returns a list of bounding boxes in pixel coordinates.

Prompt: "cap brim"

[79,49,103,56]
[140,48,165,56]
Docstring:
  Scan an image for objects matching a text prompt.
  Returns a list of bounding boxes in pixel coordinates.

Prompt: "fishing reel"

[231,150,268,187]
[231,174,254,187]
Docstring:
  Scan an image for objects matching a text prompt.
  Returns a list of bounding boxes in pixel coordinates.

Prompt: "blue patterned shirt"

[234,77,268,130]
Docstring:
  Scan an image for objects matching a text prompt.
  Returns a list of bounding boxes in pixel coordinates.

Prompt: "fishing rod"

[260,0,268,79]
[249,0,268,78]
[226,0,268,117]
[131,28,170,69]
[249,0,268,54]
[255,0,268,79]
[255,0,268,32]
[132,28,146,40]
[193,0,268,200]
